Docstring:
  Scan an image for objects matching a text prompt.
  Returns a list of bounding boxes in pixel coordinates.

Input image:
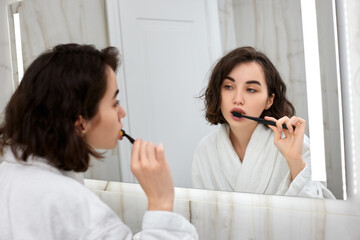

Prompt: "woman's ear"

[265,93,275,110]
[74,115,88,136]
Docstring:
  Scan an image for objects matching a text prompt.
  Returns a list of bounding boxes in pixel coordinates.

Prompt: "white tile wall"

[85,179,360,239]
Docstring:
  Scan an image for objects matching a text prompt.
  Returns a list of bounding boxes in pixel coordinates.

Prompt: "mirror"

[6,0,345,199]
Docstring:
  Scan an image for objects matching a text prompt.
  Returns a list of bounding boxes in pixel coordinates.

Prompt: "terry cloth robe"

[0,150,198,240]
[192,124,335,199]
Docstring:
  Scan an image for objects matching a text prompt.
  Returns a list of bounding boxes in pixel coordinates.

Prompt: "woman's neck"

[229,123,258,162]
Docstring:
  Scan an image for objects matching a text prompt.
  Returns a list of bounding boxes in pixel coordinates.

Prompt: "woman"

[0,44,198,239]
[192,46,334,198]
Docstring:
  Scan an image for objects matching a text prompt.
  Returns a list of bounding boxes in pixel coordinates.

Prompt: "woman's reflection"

[192,46,334,199]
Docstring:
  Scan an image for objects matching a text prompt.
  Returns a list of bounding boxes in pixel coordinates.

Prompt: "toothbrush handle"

[121,129,135,144]
[124,133,135,144]
[242,115,292,130]
[263,120,289,130]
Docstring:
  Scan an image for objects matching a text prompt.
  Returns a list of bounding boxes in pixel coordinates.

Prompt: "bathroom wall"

[11,0,108,69]
[85,176,360,239]
[0,0,16,113]
[1,0,360,239]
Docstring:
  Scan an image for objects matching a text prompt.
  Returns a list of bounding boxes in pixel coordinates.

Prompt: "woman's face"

[220,61,274,129]
[82,66,126,149]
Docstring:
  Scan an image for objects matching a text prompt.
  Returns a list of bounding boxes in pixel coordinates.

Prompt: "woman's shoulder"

[16,162,116,218]
[1,157,97,204]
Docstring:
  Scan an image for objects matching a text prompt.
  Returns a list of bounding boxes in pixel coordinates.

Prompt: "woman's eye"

[224,85,233,90]
[247,88,256,93]
[114,100,120,107]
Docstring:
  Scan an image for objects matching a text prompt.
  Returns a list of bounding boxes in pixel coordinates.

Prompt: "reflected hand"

[265,116,306,180]
[131,139,174,211]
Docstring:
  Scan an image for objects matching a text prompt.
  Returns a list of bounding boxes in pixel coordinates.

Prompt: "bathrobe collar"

[216,124,280,193]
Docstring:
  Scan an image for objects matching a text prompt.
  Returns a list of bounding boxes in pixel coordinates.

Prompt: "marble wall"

[11,0,108,70]
[85,179,360,239]
[1,0,360,239]
[0,0,16,112]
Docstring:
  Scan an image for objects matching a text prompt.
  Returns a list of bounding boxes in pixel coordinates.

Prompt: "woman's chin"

[91,142,118,150]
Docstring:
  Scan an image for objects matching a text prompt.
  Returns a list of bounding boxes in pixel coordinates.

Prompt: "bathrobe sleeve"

[93,211,198,240]
[276,136,336,199]
[134,211,199,240]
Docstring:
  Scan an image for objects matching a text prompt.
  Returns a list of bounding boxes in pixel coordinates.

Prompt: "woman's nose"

[233,90,244,105]
[118,106,126,120]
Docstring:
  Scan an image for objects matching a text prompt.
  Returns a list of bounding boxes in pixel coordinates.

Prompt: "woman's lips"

[231,113,243,121]
[118,126,123,140]
[231,108,245,121]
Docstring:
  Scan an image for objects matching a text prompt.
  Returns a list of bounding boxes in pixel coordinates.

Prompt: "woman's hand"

[131,139,174,211]
[265,116,306,180]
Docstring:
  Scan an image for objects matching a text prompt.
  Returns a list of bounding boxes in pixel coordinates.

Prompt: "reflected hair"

[202,46,295,125]
[0,43,120,172]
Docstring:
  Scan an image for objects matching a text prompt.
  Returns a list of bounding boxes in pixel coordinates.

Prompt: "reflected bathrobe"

[0,150,198,240]
[192,124,334,198]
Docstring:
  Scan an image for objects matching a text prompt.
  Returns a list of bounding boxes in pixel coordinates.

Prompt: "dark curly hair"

[0,43,120,172]
[202,46,295,125]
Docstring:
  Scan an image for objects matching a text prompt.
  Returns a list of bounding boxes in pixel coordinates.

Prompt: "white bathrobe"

[192,124,335,198]
[0,150,198,240]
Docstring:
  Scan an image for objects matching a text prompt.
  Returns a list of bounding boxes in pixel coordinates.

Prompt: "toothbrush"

[120,129,135,144]
[231,112,292,130]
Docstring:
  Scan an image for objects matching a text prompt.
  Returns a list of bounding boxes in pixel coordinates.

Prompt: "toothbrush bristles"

[120,129,135,144]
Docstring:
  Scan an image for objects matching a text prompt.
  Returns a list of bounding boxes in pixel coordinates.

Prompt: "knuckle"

[130,163,139,173]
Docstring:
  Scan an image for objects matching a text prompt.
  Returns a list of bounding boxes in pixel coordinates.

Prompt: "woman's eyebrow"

[224,76,235,82]
[224,77,262,86]
[113,89,119,99]
[245,80,261,86]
